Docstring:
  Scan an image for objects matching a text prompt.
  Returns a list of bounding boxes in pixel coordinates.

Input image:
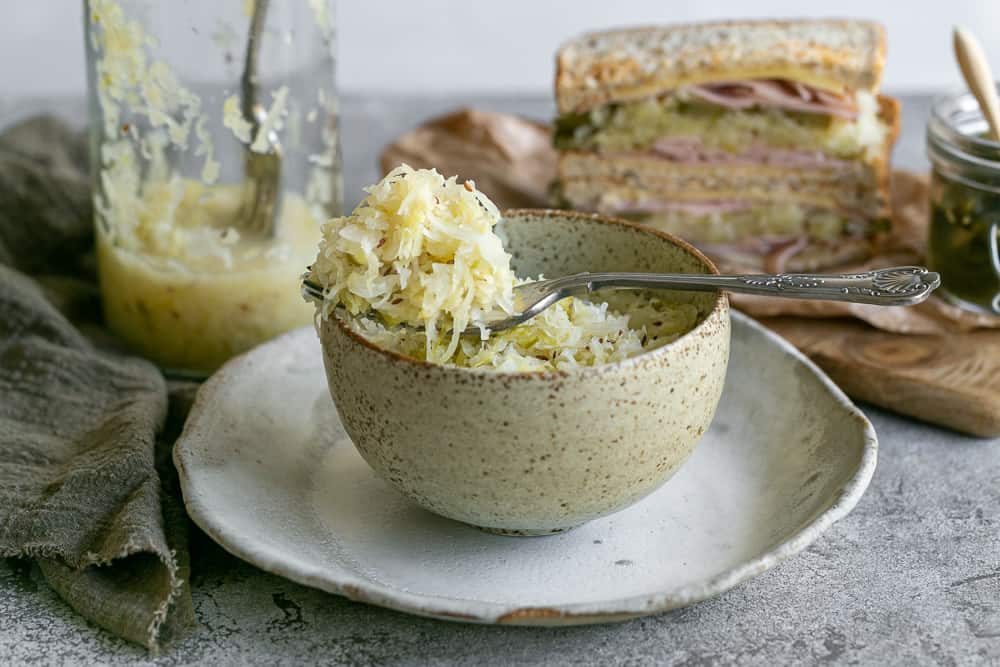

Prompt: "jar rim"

[928,88,1000,190]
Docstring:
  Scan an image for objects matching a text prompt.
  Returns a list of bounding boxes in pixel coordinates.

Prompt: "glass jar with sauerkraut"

[84,0,342,375]
[926,91,1000,316]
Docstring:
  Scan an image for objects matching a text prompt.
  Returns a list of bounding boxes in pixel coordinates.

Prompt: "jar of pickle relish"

[926,91,1000,316]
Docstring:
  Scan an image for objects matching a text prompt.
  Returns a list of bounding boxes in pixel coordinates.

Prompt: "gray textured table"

[2,94,998,666]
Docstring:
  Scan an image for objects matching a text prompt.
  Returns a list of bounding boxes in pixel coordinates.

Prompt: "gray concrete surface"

[2,94,998,666]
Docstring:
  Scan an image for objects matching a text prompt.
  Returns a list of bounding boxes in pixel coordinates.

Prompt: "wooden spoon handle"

[954,25,1000,141]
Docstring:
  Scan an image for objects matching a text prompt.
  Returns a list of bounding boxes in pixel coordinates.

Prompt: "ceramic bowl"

[317,209,730,535]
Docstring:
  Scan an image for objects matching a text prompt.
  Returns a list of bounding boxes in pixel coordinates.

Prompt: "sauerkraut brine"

[87,0,341,374]
[308,165,699,371]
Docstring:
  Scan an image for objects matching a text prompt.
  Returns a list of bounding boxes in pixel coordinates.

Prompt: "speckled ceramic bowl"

[317,209,730,535]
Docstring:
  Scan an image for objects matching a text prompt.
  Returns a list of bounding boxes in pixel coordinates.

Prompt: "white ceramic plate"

[174,313,877,625]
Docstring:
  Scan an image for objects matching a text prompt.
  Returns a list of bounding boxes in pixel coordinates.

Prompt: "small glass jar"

[84,0,342,375]
[926,91,1000,316]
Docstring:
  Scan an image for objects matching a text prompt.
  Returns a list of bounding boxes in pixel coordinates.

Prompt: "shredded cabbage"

[310,165,700,370]
[310,165,516,361]
[347,291,699,372]
[557,91,888,161]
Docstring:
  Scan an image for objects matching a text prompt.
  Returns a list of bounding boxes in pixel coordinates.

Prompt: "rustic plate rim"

[174,312,878,625]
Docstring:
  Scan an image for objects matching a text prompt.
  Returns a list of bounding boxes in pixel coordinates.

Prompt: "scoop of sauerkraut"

[347,291,699,372]
[309,165,701,370]
[309,165,516,361]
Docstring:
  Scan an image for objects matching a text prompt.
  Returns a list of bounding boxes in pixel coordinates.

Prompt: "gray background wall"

[3,0,999,98]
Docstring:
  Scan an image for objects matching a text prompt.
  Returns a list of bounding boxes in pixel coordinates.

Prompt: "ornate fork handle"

[301,266,942,337]
[575,266,941,307]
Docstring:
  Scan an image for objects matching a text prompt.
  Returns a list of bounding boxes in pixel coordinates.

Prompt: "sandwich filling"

[685,79,859,119]
[611,202,884,273]
[553,21,896,272]
[554,85,888,161]
[554,80,894,269]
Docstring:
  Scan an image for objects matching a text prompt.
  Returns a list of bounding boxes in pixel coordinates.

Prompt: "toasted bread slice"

[558,170,888,220]
[556,19,887,113]
[556,146,892,219]
[556,93,899,219]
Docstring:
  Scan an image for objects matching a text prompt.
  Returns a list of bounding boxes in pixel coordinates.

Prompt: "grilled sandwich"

[553,20,900,272]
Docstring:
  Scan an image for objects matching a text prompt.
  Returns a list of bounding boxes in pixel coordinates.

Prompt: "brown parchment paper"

[380,107,1000,336]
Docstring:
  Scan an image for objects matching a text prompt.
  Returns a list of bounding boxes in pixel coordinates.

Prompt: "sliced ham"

[695,238,797,274]
[700,237,810,274]
[700,237,874,273]
[762,237,810,274]
[604,197,752,215]
[685,79,858,120]
[641,137,845,168]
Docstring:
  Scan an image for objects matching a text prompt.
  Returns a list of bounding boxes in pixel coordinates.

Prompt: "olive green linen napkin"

[0,116,194,651]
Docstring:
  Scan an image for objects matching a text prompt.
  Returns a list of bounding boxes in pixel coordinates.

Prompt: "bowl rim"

[322,208,729,380]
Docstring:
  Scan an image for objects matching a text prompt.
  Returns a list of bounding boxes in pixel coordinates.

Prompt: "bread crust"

[556,19,887,113]
[870,94,901,218]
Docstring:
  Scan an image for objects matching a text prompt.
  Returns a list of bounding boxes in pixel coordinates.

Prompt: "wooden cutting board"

[760,316,1000,437]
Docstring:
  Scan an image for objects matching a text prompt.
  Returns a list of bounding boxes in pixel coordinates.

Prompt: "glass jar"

[84,0,342,375]
[926,91,1000,316]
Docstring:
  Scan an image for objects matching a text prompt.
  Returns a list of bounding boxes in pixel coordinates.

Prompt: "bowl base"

[477,525,580,537]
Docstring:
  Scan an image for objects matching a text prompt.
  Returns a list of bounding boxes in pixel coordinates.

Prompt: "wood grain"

[761,317,1000,437]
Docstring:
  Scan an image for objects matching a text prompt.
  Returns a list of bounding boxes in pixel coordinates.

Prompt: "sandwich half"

[553,19,900,272]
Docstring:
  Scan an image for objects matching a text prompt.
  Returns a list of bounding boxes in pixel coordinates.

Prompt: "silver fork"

[237,0,281,237]
[301,265,940,334]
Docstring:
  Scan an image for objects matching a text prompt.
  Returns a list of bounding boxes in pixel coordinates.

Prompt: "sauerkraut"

[87,0,338,374]
[310,165,516,361]
[347,291,699,372]
[309,165,700,370]
[97,181,321,373]
[619,202,865,244]
[554,91,888,161]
